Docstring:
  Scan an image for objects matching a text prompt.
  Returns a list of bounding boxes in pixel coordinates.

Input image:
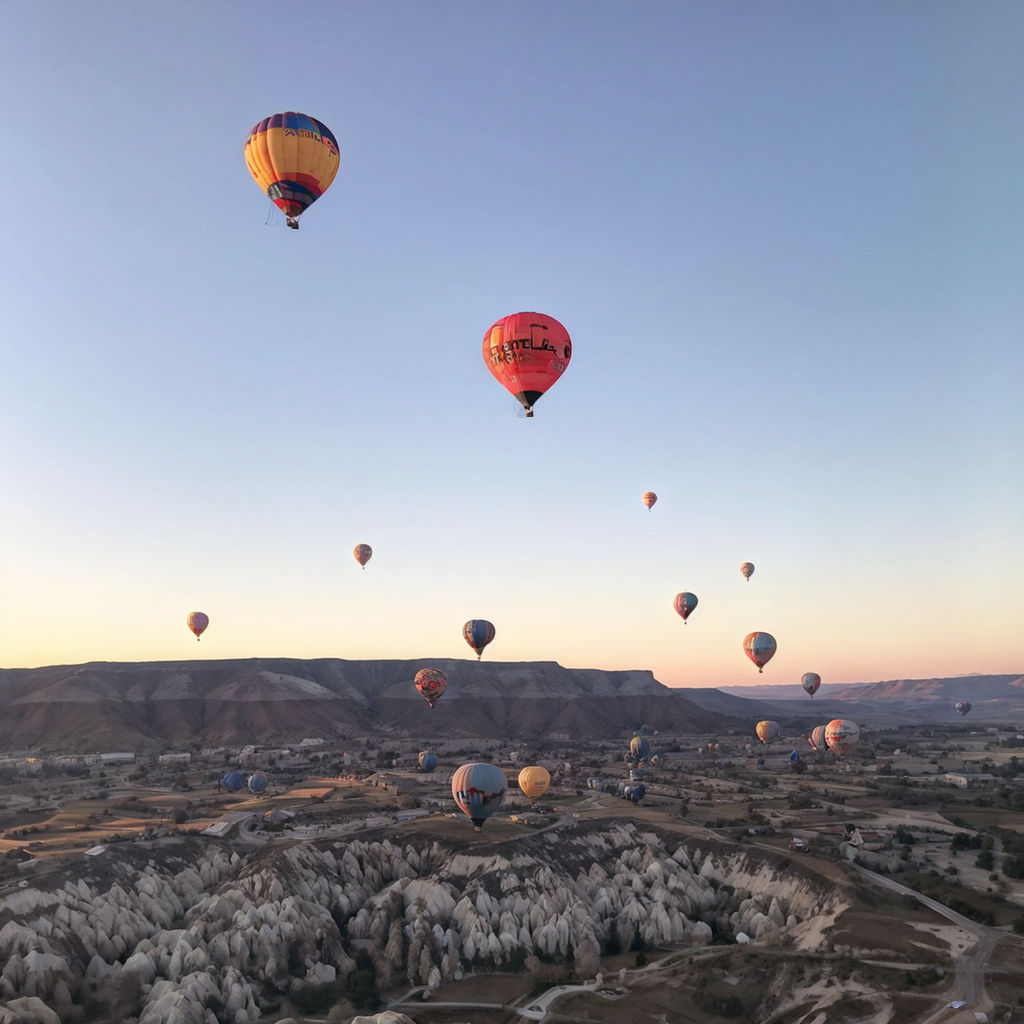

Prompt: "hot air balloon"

[740,562,755,581]
[755,720,780,744]
[451,762,507,831]
[825,719,860,756]
[482,312,571,417]
[808,725,828,752]
[642,491,658,510]
[247,772,268,794]
[673,592,698,623]
[463,619,495,659]
[418,750,438,772]
[627,783,646,804]
[518,765,551,801]
[244,112,340,229]
[353,544,372,569]
[221,771,244,792]
[802,672,821,698]
[743,632,777,673]
[954,701,972,717]
[629,735,651,761]
[414,668,447,709]
[187,612,209,641]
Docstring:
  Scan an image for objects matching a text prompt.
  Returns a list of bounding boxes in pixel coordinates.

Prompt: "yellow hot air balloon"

[244,112,340,229]
[517,765,551,801]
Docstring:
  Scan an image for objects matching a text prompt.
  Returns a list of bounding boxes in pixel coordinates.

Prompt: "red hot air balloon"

[353,544,372,569]
[414,668,447,709]
[187,612,209,641]
[743,631,776,673]
[642,491,658,510]
[673,592,698,623]
[482,312,571,417]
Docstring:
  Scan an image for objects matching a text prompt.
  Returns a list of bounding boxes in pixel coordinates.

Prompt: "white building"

[159,752,192,765]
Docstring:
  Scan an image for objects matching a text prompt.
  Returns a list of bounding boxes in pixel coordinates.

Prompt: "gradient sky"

[1,1,1021,686]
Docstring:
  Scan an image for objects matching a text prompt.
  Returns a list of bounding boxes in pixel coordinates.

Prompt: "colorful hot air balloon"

[802,672,821,698]
[743,632,777,673]
[629,735,651,761]
[221,771,244,792]
[244,112,340,229]
[673,592,698,624]
[517,765,551,801]
[451,762,507,831]
[414,668,447,709]
[642,491,658,510]
[187,612,209,641]
[954,701,972,717]
[482,312,571,417]
[825,719,860,756]
[740,562,755,581]
[418,750,438,772]
[353,544,372,568]
[808,725,828,752]
[247,772,268,794]
[755,720,780,744]
[463,619,495,659]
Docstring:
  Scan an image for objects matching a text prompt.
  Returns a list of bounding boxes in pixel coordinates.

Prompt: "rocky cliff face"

[0,658,734,751]
[0,823,840,1024]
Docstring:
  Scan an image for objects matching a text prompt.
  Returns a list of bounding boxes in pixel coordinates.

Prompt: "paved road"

[850,863,1002,1022]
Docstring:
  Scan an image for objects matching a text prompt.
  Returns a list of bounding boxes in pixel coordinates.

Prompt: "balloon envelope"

[418,750,438,772]
[482,312,571,417]
[642,491,657,510]
[451,762,507,830]
[755,720,780,744]
[247,772,268,794]
[244,112,340,228]
[518,765,551,800]
[740,562,755,581]
[463,619,495,659]
[808,725,828,752]
[221,771,244,792]
[187,612,209,640]
[802,672,822,698]
[954,701,971,717]
[414,668,447,708]
[353,544,372,568]
[629,735,651,761]
[673,592,698,623]
[825,719,860,756]
[743,632,777,673]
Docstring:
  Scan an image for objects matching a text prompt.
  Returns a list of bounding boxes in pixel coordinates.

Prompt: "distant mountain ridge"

[0,657,731,753]
[708,673,1024,725]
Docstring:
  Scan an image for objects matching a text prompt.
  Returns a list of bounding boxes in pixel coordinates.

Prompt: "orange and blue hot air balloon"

[353,544,373,569]
[673,592,698,624]
[451,762,507,831]
[418,750,438,772]
[802,672,821,698]
[463,619,495,659]
[187,611,209,641]
[629,734,651,761]
[244,112,340,229]
[743,631,776,672]
[482,312,571,417]
[414,668,447,709]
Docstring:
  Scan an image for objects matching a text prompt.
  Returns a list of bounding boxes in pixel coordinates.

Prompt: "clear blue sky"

[1,1,1021,686]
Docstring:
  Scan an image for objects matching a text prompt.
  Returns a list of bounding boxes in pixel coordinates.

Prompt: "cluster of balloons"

[806,720,860,756]
[221,770,269,795]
